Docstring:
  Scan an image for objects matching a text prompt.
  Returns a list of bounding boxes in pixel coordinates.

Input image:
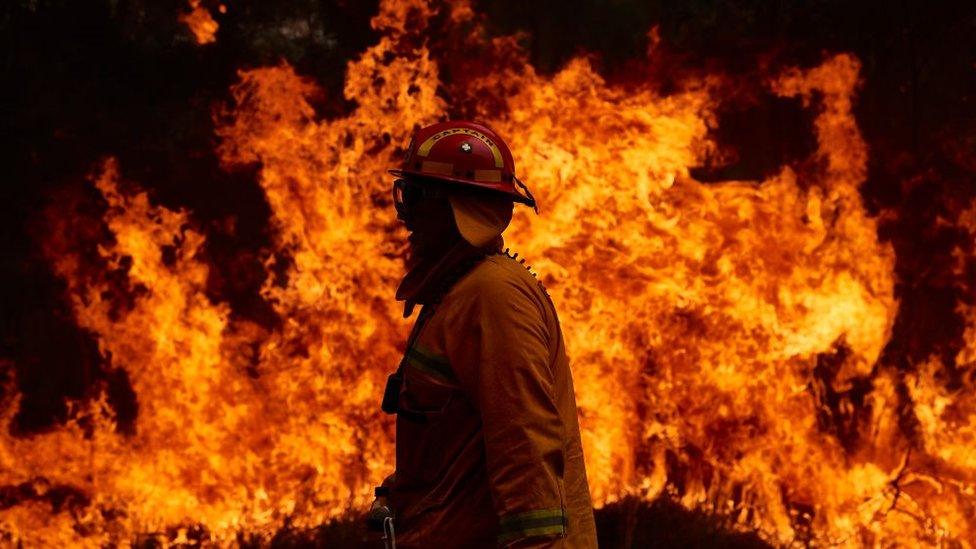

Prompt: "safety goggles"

[392,178,431,219]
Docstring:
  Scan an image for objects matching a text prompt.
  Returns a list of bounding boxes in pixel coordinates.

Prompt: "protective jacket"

[381,246,598,548]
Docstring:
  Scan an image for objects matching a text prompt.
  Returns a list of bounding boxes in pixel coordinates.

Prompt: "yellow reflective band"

[473,169,502,182]
[420,160,453,176]
[406,346,456,382]
[416,127,505,168]
[497,508,566,544]
[498,524,565,544]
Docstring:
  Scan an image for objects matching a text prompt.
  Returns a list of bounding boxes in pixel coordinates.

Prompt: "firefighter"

[370,121,598,548]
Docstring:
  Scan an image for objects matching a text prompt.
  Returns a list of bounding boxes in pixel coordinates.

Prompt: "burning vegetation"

[3,0,975,546]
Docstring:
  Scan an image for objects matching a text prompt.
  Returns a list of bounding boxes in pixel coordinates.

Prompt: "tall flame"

[2,0,974,546]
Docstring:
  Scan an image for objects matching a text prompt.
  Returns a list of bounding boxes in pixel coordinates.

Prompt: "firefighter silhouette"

[370,121,598,548]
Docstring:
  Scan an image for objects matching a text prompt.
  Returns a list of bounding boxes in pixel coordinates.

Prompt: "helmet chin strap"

[514,176,539,214]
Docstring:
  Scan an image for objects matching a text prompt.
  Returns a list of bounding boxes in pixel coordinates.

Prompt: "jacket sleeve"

[443,277,569,548]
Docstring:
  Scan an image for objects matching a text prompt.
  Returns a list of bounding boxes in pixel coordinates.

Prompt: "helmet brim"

[387,169,536,207]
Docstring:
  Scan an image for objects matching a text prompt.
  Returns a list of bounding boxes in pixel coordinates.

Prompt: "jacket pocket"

[400,368,455,417]
[395,366,459,485]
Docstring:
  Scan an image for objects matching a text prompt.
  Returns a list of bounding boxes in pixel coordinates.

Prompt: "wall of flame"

[2,0,974,546]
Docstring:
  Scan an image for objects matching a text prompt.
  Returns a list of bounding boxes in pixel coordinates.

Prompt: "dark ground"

[2,0,975,546]
[246,497,770,548]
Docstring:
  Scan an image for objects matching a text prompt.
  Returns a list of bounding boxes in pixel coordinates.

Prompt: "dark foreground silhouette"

[242,496,773,549]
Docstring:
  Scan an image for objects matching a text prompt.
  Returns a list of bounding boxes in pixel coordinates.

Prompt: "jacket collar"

[396,236,503,318]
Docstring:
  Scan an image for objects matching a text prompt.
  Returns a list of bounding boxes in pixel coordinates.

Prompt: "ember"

[3,0,974,546]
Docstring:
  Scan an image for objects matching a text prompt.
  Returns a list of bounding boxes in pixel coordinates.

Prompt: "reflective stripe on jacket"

[383,253,598,548]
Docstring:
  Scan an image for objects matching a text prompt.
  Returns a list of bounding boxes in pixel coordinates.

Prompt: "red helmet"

[389,121,537,209]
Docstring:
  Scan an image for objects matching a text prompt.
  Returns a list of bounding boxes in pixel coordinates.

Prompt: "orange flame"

[2,0,974,545]
[180,0,219,45]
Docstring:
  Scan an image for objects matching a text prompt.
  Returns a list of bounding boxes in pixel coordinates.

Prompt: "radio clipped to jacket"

[381,371,402,415]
